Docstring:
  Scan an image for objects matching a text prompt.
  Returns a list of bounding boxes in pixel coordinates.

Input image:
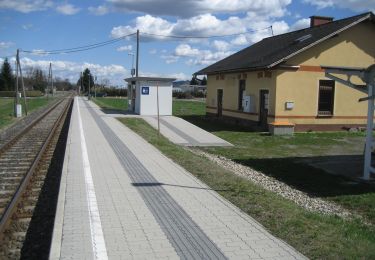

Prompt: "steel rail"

[0,98,65,156]
[0,96,73,243]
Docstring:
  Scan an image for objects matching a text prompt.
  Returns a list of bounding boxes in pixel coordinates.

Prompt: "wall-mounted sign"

[141,87,149,95]
[285,101,294,110]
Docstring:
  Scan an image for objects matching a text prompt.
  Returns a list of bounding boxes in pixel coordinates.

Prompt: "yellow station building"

[195,12,375,131]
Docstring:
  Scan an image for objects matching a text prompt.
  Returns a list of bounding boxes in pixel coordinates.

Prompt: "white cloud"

[88,5,109,16]
[303,0,375,12]
[116,45,133,52]
[111,14,173,38]
[172,14,246,37]
[212,40,230,51]
[111,11,294,45]
[171,43,233,66]
[0,0,53,13]
[111,13,247,41]
[0,41,13,49]
[22,23,33,30]
[290,18,310,31]
[174,44,200,57]
[56,3,80,15]
[110,10,308,68]
[161,55,179,64]
[107,0,291,18]
[29,49,48,56]
[140,71,189,80]
[231,35,249,46]
[1,57,128,86]
[149,49,157,54]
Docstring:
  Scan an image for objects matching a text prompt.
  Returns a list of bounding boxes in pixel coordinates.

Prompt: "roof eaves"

[266,13,372,69]
[195,65,268,75]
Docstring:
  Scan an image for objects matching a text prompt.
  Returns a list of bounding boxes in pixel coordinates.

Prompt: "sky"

[0,0,374,87]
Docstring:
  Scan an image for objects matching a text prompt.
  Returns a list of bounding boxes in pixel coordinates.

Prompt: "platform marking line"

[76,98,108,260]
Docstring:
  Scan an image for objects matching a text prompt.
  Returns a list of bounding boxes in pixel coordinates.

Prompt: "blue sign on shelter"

[141,87,149,95]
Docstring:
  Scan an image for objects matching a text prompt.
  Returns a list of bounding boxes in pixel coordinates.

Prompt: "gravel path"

[189,148,354,219]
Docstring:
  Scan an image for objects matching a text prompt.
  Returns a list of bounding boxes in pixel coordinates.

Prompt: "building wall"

[136,81,173,116]
[206,72,276,123]
[274,21,375,127]
[205,21,375,130]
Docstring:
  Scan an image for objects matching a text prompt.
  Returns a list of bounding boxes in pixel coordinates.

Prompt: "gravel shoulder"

[190,148,359,220]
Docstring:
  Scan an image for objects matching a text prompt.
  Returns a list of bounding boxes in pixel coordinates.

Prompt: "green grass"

[172,99,206,116]
[93,97,128,112]
[119,117,375,259]
[92,97,206,116]
[0,97,54,129]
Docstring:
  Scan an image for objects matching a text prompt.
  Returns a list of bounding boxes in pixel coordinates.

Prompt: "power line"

[140,26,272,39]
[18,26,272,56]
[21,32,137,55]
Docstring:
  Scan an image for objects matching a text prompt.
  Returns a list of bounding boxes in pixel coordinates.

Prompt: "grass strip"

[119,117,375,259]
[0,97,54,129]
[92,97,206,116]
[92,97,128,111]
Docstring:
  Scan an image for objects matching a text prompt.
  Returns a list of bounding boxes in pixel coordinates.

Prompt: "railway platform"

[50,97,305,259]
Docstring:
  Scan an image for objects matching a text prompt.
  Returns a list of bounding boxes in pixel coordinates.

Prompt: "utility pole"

[47,63,53,98]
[16,49,27,115]
[94,76,97,98]
[50,63,54,96]
[14,55,20,117]
[157,83,160,136]
[80,72,83,95]
[136,29,139,77]
[88,72,91,100]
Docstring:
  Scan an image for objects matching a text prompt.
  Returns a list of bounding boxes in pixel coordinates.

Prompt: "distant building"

[173,80,206,94]
[195,12,375,131]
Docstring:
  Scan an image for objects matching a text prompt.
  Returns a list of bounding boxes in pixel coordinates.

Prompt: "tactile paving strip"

[86,104,227,260]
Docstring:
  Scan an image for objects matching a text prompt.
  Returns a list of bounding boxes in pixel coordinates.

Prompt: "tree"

[32,68,47,92]
[55,77,74,91]
[190,75,199,85]
[77,68,94,93]
[201,76,207,85]
[0,58,15,91]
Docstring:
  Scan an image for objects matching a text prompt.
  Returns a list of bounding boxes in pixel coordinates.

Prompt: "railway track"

[0,95,73,259]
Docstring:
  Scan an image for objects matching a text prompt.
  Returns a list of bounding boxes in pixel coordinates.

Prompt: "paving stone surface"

[50,97,306,260]
[142,115,233,147]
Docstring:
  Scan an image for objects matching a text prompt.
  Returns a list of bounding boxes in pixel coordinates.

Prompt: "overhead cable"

[21,32,137,55]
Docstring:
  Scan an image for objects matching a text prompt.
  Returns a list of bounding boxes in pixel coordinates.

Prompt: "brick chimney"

[310,15,334,27]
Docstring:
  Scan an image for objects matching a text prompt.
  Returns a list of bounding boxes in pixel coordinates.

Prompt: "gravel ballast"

[190,148,354,219]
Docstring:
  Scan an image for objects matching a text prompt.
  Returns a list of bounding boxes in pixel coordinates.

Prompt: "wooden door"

[259,90,269,128]
[217,89,223,117]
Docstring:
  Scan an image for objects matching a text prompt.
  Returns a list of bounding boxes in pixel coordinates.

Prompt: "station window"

[318,80,335,116]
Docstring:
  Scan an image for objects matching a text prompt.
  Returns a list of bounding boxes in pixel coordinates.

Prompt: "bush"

[26,90,44,97]
[191,91,206,98]
[173,92,192,99]
[0,90,43,97]
[96,87,127,97]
